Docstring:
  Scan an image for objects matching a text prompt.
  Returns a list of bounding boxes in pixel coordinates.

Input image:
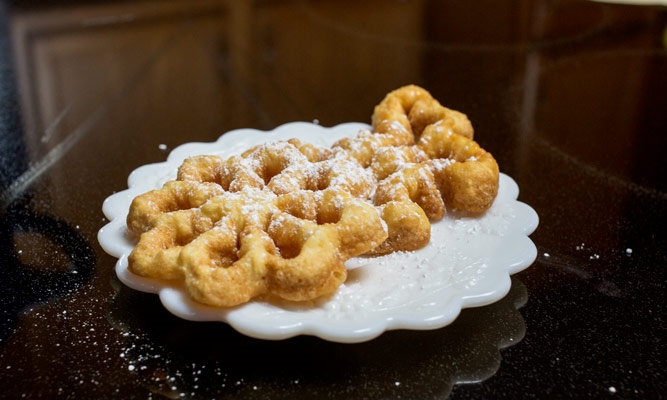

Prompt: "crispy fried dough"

[125,85,499,306]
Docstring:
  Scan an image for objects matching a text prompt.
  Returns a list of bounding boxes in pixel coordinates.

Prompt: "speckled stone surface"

[1,1,665,398]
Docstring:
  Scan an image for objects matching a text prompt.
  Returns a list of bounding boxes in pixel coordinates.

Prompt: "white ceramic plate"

[98,122,538,343]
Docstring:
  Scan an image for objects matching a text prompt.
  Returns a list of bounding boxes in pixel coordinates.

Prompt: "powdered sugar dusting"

[430,158,456,172]
[100,122,538,343]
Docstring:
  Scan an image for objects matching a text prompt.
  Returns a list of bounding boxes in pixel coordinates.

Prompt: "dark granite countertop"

[1,0,665,398]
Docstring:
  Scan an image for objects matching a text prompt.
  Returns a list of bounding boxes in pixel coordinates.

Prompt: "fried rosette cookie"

[330,85,498,253]
[372,84,474,141]
[127,141,387,307]
[368,84,500,215]
[125,84,500,306]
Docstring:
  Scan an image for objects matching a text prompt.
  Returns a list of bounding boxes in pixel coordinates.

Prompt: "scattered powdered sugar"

[428,158,456,172]
[389,120,408,133]
[259,195,519,323]
[323,158,375,195]
[102,122,538,342]
[318,217,492,320]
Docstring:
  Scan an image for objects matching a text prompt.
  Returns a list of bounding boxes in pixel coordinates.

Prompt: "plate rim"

[98,121,538,343]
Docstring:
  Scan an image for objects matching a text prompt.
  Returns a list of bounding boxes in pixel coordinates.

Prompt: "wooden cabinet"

[239,0,427,125]
[10,0,427,163]
[8,0,426,218]
[10,1,232,162]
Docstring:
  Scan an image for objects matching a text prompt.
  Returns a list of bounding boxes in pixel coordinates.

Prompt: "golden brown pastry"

[127,141,387,307]
[125,85,500,307]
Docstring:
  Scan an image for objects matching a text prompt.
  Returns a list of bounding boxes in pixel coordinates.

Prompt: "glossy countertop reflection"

[1,0,666,398]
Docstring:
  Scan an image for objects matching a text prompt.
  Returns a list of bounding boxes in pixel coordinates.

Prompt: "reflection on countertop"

[589,0,667,5]
[0,198,95,341]
[106,275,528,399]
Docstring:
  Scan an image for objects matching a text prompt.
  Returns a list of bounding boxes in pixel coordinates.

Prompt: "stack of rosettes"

[125,85,500,307]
